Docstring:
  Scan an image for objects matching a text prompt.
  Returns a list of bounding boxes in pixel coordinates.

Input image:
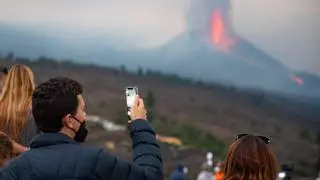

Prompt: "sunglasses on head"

[236,133,271,144]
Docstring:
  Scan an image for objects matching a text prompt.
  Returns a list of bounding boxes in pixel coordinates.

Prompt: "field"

[1,57,319,178]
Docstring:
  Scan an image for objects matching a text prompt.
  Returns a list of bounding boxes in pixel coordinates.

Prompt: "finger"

[132,95,140,107]
[138,98,145,109]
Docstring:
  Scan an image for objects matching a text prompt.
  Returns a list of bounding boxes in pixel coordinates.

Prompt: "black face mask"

[71,116,88,143]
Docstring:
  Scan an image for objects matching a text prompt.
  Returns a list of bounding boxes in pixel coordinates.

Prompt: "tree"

[146,90,156,123]
[115,110,129,125]
[316,131,320,144]
[5,52,14,60]
[120,65,126,73]
[137,67,144,76]
[316,131,320,173]
[299,129,311,141]
[146,91,156,109]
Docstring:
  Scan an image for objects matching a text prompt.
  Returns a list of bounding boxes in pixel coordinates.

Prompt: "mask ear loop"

[68,116,82,134]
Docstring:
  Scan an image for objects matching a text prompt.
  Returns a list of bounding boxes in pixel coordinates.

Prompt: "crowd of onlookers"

[0,63,303,180]
[169,161,225,180]
[169,134,279,180]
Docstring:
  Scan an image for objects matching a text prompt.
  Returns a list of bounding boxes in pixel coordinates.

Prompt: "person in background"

[0,65,8,93]
[170,164,188,180]
[196,162,213,180]
[0,64,37,151]
[213,162,224,180]
[0,77,163,180]
[278,164,293,180]
[223,134,278,180]
[0,131,12,167]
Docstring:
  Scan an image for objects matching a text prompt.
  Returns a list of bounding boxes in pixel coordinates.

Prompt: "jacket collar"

[30,133,78,148]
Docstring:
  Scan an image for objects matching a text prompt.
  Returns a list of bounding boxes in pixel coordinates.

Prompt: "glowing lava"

[211,10,235,52]
[290,76,304,85]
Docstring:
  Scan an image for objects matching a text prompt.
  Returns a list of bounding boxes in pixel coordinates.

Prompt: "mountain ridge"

[0,24,320,98]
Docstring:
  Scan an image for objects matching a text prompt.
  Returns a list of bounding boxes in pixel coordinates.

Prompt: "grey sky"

[0,0,319,74]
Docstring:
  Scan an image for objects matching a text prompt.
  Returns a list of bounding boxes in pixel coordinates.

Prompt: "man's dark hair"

[32,77,83,132]
[0,65,8,75]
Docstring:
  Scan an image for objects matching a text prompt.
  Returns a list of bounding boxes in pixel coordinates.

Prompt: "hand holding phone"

[126,87,138,113]
[126,87,147,122]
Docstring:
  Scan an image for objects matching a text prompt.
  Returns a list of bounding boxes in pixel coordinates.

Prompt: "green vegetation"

[145,90,156,123]
[316,131,320,144]
[152,116,226,158]
[114,111,226,158]
[115,110,129,125]
[316,131,320,172]
[299,129,312,141]
[294,166,309,177]
[137,66,144,76]
[120,64,127,73]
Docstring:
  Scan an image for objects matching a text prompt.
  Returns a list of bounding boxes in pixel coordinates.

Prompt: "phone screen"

[126,87,138,108]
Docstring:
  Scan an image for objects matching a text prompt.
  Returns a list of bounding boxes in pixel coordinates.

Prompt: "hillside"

[1,57,319,178]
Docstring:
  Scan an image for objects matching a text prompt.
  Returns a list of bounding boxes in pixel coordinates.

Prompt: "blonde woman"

[0,64,38,151]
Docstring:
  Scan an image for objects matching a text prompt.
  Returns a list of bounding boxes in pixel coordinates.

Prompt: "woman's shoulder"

[25,113,39,133]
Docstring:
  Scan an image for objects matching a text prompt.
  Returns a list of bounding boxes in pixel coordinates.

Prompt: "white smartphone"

[126,86,138,115]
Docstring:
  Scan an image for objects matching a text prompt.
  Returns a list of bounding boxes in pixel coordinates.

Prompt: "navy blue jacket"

[0,119,163,180]
[170,164,187,180]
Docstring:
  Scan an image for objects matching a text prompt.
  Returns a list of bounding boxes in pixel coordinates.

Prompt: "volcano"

[0,0,319,97]
[142,0,320,97]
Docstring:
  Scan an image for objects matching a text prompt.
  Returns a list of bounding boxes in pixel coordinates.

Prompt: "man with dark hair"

[0,77,163,180]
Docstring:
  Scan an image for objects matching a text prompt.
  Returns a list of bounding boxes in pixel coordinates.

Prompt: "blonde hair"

[0,64,35,142]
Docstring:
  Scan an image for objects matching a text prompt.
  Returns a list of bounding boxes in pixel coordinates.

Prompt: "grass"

[114,110,226,158]
[151,116,226,158]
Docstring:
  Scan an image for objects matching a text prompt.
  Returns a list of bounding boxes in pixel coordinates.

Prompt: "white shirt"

[197,171,213,180]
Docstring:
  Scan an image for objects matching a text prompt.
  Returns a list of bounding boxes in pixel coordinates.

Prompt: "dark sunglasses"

[236,133,271,144]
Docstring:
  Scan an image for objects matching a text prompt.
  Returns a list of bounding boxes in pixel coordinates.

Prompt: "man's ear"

[63,114,74,129]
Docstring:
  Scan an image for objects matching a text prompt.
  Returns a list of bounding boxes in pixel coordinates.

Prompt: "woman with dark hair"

[224,134,278,180]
